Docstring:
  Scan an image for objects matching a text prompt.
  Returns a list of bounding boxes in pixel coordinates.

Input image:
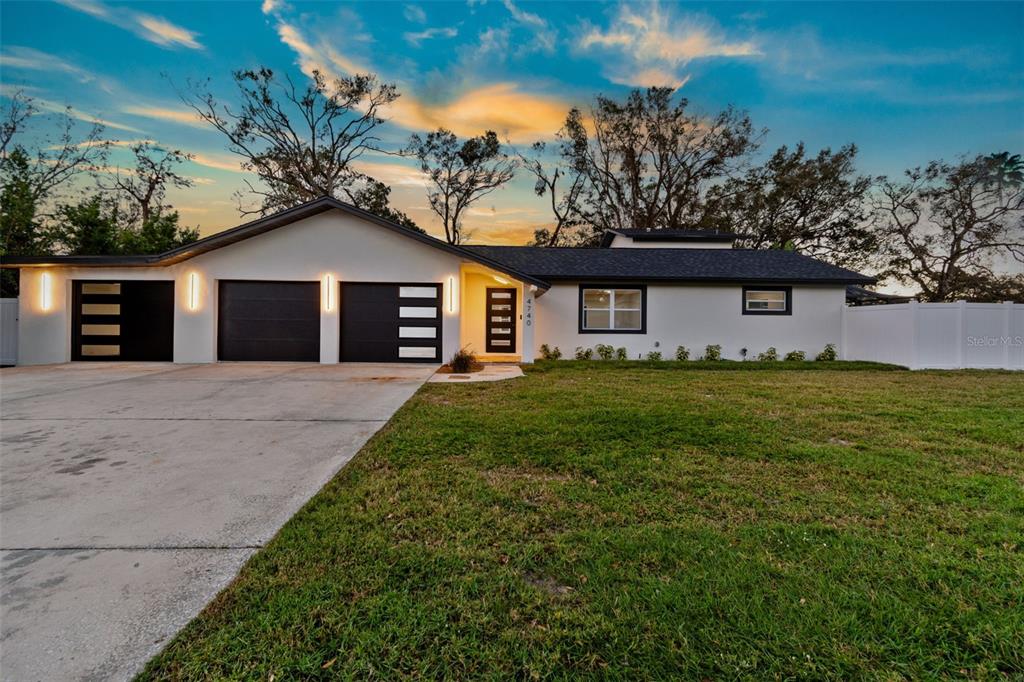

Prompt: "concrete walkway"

[0,362,435,681]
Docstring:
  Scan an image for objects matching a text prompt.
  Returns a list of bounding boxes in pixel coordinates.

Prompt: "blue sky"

[1,0,1022,244]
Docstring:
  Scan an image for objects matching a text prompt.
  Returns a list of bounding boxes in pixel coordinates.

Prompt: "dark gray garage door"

[218,280,320,361]
[340,283,442,363]
[72,280,174,361]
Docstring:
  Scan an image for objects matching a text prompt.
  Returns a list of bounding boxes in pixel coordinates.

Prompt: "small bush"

[595,343,615,360]
[703,344,722,361]
[784,350,806,362]
[646,351,663,361]
[615,347,628,361]
[815,343,838,361]
[757,347,778,362]
[740,347,748,361]
[539,344,562,361]
[574,346,594,360]
[675,346,690,361]
[448,346,476,373]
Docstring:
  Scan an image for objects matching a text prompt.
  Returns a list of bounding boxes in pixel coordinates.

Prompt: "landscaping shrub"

[615,347,628,361]
[595,344,615,360]
[758,347,778,362]
[646,351,663,361]
[539,344,562,361]
[784,350,806,362]
[703,344,722,361]
[574,346,594,360]
[675,346,690,361]
[448,347,476,373]
[815,343,838,361]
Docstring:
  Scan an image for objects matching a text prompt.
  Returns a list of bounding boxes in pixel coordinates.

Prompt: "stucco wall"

[533,283,846,360]
[17,209,466,365]
[459,270,524,357]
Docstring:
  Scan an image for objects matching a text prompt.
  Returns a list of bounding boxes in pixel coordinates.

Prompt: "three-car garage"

[72,278,444,364]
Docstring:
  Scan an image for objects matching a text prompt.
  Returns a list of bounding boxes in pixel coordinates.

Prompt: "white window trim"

[581,287,644,332]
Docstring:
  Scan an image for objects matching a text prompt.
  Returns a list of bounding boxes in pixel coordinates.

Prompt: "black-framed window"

[742,286,792,315]
[579,284,647,333]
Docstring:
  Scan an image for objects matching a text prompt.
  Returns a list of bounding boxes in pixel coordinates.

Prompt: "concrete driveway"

[0,362,436,681]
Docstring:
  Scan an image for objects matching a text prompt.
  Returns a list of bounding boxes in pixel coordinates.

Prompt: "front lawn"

[140,364,1024,680]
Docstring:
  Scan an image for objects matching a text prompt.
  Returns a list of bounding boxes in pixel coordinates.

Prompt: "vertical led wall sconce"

[322,273,336,312]
[447,275,456,313]
[187,272,200,311]
[40,272,53,312]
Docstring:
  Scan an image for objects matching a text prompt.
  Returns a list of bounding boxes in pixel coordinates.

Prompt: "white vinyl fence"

[842,300,1022,370]
[1,298,17,366]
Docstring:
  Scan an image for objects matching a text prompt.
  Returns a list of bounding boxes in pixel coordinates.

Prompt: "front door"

[485,288,516,353]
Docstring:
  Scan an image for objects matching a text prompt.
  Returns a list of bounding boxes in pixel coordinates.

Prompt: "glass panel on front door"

[486,287,517,353]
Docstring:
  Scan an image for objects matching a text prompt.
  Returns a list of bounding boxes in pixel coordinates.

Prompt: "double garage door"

[218,280,442,363]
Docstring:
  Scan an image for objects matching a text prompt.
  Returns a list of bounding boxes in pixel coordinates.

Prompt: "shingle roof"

[464,246,876,285]
[846,284,912,304]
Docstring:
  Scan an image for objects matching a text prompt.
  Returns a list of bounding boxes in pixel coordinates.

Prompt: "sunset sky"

[2,0,1022,244]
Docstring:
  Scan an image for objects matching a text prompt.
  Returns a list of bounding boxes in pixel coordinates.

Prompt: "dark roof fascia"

[600,228,738,247]
[0,196,550,289]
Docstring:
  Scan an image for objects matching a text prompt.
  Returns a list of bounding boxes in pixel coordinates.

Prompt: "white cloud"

[121,104,208,129]
[270,15,573,142]
[403,4,427,24]
[403,26,458,47]
[189,152,245,173]
[0,47,116,92]
[0,85,143,133]
[502,0,556,55]
[55,0,203,50]
[576,1,759,87]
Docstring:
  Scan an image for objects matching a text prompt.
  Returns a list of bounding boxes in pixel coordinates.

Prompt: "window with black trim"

[579,285,646,332]
[742,286,792,315]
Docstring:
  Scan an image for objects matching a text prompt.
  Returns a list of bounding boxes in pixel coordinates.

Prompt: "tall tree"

[100,141,194,226]
[408,129,516,244]
[701,143,875,268]
[53,195,124,256]
[0,91,109,294]
[518,141,586,246]
[183,67,416,227]
[0,91,109,207]
[561,87,761,240]
[872,154,1024,301]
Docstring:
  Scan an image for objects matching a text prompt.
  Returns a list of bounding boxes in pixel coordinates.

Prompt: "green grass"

[140,365,1024,680]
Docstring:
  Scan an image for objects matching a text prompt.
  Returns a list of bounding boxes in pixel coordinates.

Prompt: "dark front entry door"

[485,288,516,353]
[340,283,442,362]
[218,280,320,361]
[72,280,174,361]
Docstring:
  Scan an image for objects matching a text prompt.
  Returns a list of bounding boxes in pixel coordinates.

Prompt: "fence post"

[909,300,919,370]
[840,303,848,360]
[1004,301,1013,370]
[956,300,966,370]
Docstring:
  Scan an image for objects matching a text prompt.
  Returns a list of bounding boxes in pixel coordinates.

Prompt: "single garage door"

[340,283,442,363]
[72,280,174,361]
[218,280,320,361]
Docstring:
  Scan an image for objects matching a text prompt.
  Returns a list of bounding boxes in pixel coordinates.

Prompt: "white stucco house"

[1,196,875,365]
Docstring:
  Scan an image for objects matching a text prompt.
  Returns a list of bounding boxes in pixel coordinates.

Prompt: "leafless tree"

[562,87,763,239]
[873,154,1024,301]
[408,129,516,244]
[182,67,408,220]
[99,141,193,226]
[517,141,586,246]
[0,90,109,208]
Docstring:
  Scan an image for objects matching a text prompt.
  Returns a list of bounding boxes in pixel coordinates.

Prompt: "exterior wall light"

[322,273,336,312]
[447,275,457,313]
[493,275,511,285]
[187,272,200,311]
[40,272,53,312]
